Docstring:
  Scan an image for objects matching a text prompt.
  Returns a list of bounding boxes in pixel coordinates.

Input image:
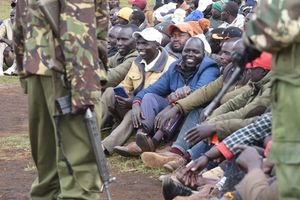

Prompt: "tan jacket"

[119,48,175,95]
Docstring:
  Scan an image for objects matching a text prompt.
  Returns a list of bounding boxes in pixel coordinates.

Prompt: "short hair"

[118,24,140,34]
[130,11,145,24]
[185,37,205,53]
[224,1,239,17]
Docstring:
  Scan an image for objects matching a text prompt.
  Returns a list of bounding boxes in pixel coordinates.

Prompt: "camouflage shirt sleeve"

[59,0,107,113]
[244,0,300,52]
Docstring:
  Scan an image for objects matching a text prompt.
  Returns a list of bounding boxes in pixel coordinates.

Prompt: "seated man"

[105,24,139,88]
[129,11,147,30]
[0,9,15,76]
[109,7,121,26]
[101,27,176,155]
[164,23,194,59]
[114,37,220,157]
[128,0,154,27]
[107,25,122,58]
[116,7,133,25]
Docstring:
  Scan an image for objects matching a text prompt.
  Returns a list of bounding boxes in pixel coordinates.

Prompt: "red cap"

[246,52,272,70]
[128,0,147,9]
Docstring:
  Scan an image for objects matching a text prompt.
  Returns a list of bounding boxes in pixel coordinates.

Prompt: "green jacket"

[105,50,139,88]
[176,75,249,115]
[208,72,272,139]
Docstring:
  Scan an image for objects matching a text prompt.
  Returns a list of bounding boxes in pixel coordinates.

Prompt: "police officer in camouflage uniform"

[244,0,300,199]
[13,0,108,199]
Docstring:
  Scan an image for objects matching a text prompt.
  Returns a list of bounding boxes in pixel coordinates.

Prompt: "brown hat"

[198,18,210,32]
[168,23,194,36]
[186,21,203,35]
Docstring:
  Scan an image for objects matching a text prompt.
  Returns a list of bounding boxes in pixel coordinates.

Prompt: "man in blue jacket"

[114,37,220,156]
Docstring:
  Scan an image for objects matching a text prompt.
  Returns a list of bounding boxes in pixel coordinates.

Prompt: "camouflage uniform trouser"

[26,71,102,200]
[269,80,300,200]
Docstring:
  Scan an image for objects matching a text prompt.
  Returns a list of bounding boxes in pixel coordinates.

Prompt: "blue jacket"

[134,56,220,101]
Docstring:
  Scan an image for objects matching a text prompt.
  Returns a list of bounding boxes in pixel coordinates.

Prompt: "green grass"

[0,76,20,84]
[120,0,155,8]
[0,0,10,20]
[0,134,30,151]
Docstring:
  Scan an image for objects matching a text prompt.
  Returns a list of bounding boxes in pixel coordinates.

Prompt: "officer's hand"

[115,95,133,109]
[132,102,145,128]
[184,123,216,146]
[235,145,262,172]
[155,105,180,130]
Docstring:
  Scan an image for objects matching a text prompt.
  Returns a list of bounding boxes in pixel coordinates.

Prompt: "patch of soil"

[0,84,28,136]
[0,84,164,200]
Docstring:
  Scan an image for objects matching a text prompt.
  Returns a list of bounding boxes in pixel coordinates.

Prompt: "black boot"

[162,177,193,200]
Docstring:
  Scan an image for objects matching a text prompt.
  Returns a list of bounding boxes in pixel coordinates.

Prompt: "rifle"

[56,95,115,200]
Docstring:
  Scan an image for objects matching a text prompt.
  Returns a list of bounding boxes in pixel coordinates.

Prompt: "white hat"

[197,0,213,12]
[171,8,186,24]
[133,28,163,44]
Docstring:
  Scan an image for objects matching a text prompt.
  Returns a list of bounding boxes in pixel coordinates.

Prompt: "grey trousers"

[101,87,134,153]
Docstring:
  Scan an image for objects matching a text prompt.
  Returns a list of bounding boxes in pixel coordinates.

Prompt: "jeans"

[172,107,203,154]
[187,141,210,160]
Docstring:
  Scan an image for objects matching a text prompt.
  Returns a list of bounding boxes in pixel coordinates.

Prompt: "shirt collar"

[141,50,161,72]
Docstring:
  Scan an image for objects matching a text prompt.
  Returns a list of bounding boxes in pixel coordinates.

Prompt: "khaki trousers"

[27,72,101,200]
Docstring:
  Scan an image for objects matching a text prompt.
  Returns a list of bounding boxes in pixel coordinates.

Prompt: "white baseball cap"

[133,28,163,45]
[197,0,213,12]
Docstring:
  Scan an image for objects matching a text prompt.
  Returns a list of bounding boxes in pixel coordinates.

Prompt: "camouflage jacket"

[244,0,300,85]
[14,0,108,113]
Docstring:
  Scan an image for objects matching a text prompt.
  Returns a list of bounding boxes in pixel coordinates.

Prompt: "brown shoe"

[136,132,156,152]
[113,142,142,157]
[164,157,187,172]
[141,151,181,168]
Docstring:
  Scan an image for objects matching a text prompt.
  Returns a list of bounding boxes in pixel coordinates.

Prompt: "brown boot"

[164,157,188,172]
[113,142,142,157]
[141,151,181,168]
[136,132,156,152]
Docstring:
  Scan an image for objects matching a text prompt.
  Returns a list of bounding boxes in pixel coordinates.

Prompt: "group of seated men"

[0,0,17,76]
[102,0,276,199]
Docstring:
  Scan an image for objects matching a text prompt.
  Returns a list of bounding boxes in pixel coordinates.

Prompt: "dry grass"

[0,0,10,20]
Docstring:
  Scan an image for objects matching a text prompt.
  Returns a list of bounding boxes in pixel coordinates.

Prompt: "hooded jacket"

[134,56,220,101]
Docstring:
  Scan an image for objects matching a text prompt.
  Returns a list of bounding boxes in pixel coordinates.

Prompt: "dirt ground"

[0,84,163,200]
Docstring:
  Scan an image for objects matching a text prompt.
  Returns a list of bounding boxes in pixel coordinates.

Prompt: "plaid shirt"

[217,112,272,160]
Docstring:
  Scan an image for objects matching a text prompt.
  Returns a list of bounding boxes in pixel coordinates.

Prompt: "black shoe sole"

[136,132,155,152]
[162,177,193,200]
[113,147,141,157]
